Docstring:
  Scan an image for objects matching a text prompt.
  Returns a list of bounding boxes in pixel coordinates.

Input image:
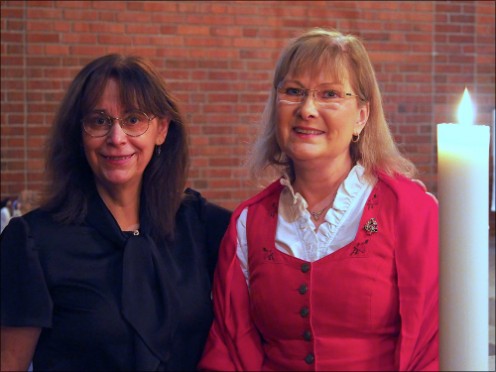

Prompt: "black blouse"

[0,189,231,371]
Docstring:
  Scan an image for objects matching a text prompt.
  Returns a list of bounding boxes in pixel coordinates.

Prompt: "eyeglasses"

[81,110,155,137]
[276,83,360,108]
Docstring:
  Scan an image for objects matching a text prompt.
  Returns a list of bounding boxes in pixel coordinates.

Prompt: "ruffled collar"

[278,164,369,229]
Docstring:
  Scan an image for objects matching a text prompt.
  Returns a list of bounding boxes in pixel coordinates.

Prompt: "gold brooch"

[364,218,378,235]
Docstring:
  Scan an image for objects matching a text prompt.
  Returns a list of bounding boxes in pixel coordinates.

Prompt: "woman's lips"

[103,154,134,161]
[293,127,324,135]
[102,154,134,165]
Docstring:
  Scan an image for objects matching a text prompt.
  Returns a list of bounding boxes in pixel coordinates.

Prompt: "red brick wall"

[1,1,494,212]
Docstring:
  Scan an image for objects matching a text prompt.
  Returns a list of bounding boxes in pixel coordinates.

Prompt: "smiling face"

[82,78,169,196]
[275,68,369,170]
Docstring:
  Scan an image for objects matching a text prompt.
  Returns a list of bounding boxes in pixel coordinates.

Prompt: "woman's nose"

[298,92,320,119]
[106,120,128,143]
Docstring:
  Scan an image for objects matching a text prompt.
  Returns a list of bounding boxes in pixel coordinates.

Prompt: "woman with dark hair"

[199,29,438,371]
[1,54,231,371]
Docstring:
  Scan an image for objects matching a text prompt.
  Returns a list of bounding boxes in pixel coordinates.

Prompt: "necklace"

[309,199,334,221]
[310,207,327,221]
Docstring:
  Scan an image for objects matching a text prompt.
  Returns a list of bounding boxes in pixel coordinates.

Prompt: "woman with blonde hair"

[199,28,438,371]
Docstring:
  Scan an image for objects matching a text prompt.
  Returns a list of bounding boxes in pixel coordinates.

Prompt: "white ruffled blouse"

[236,164,375,285]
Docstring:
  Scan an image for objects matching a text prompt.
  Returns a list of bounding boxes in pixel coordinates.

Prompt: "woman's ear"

[354,101,370,134]
[156,116,170,146]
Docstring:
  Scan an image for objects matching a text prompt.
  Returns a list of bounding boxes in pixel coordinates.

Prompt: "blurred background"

[1,0,494,213]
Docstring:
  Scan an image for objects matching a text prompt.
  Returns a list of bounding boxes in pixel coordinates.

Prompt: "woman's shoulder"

[0,208,61,256]
[231,179,284,216]
[2,207,64,243]
[178,189,231,258]
[377,172,438,211]
[7,207,54,229]
[180,188,231,223]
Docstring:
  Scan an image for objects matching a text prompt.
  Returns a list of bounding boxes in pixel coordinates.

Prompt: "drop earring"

[155,145,162,156]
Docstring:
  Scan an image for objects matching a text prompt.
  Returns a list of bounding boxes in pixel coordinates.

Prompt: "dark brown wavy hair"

[42,54,189,241]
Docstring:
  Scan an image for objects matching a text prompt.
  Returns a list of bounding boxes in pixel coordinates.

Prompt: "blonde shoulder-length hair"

[248,28,416,183]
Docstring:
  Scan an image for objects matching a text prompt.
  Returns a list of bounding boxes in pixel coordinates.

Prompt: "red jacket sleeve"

[199,183,284,371]
[198,217,264,371]
[388,176,439,371]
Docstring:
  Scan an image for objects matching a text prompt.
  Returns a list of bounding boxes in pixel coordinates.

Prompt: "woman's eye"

[285,87,304,96]
[126,117,139,125]
[125,113,147,125]
[321,90,339,99]
[93,116,109,125]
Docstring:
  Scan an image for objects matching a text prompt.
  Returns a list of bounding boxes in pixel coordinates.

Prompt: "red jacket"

[199,173,439,371]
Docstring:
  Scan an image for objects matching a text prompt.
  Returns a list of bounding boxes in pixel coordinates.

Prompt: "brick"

[26,8,63,19]
[61,33,98,44]
[28,33,60,44]
[44,44,70,56]
[92,1,126,11]
[98,34,133,45]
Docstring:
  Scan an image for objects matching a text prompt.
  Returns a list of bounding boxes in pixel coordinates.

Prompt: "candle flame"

[457,87,474,126]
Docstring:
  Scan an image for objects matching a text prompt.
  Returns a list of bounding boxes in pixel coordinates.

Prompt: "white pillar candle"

[438,88,490,371]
